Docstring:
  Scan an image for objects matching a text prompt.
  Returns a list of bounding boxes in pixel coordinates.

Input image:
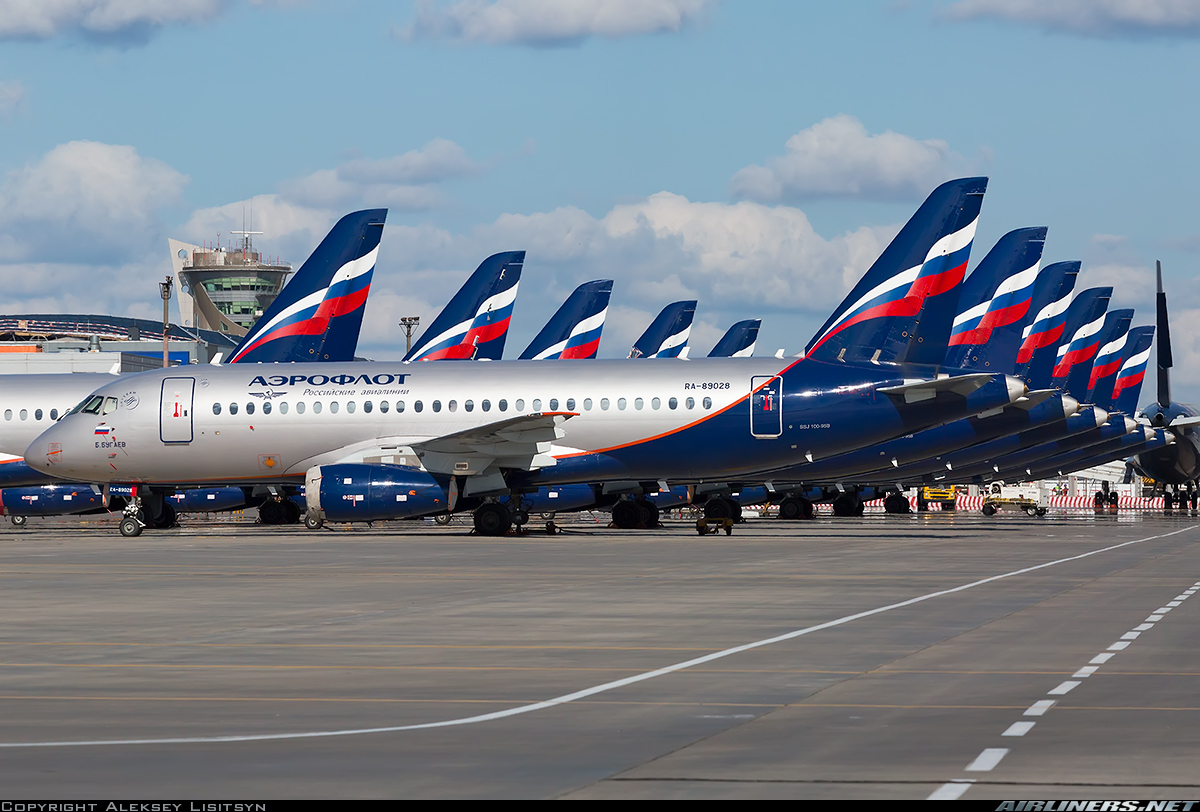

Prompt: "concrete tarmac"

[0,510,1198,799]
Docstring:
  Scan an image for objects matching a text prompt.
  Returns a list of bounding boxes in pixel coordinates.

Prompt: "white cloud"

[0,80,24,117]
[279,139,479,211]
[0,0,227,43]
[943,0,1200,38]
[0,140,187,263]
[730,115,969,203]
[399,0,715,45]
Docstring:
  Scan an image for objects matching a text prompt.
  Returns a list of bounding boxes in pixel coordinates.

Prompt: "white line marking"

[1121,631,1141,640]
[1146,615,1164,621]
[1134,623,1154,631]
[1025,700,1055,716]
[965,748,1009,771]
[0,527,1190,749]
[1072,666,1098,678]
[1090,653,1115,664]
[1108,641,1131,651]
[927,780,974,800]
[1003,721,1035,737]
[1157,607,1173,613]
[1167,601,1182,607]
[1048,681,1081,695]
[1174,595,1190,601]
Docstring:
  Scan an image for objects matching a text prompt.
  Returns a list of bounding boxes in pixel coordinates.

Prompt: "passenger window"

[669,397,678,410]
[600,398,610,410]
[414,401,423,413]
[448,400,457,412]
[280,402,289,414]
[549,398,558,411]
[313,402,322,414]
[50,409,58,420]
[212,403,222,416]
[396,401,405,412]
[246,402,255,415]
[464,400,474,412]
[230,403,239,415]
[515,399,525,411]
[35,409,43,420]
[532,398,541,411]
[566,398,575,410]
[703,397,712,409]
[296,402,306,414]
[102,397,118,415]
[634,398,643,410]
[617,398,626,410]
[583,398,592,410]
[347,401,356,413]
[379,401,389,414]
[432,400,441,413]
[651,397,660,410]
[364,401,373,413]
[481,399,491,412]
[498,399,508,412]
[19,409,27,420]
[3,409,10,421]
[686,397,695,409]
[330,402,339,414]
[263,402,272,415]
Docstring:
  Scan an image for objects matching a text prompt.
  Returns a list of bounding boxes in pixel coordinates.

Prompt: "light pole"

[160,276,173,368]
[399,316,420,355]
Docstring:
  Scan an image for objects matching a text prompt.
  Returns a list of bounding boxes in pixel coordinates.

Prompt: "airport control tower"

[168,229,292,337]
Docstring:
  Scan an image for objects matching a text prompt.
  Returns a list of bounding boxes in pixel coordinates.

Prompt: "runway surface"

[1,510,1199,799]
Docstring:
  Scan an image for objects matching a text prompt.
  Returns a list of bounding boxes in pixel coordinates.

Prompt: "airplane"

[0,209,389,525]
[518,280,613,360]
[1130,263,1200,500]
[403,252,523,361]
[26,177,1032,538]
[628,301,696,359]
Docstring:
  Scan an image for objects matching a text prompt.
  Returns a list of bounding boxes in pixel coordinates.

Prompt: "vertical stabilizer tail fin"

[1157,260,1173,408]
[631,301,696,359]
[519,280,613,360]
[708,319,761,358]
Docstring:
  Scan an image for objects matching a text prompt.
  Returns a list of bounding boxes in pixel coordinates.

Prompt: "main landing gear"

[611,498,660,529]
[777,495,814,520]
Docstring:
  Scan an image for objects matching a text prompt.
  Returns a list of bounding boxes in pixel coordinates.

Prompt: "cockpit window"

[77,396,104,415]
[102,397,119,415]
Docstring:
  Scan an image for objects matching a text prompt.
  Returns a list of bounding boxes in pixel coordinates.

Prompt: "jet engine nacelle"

[306,463,450,523]
[0,484,106,517]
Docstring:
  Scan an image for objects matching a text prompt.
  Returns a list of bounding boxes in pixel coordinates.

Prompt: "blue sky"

[2,1,1200,397]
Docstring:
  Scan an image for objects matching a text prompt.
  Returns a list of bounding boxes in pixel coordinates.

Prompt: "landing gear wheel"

[119,517,142,537]
[283,499,302,524]
[434,513,452,526]
[10,515,26,527]
[728,500,743,523]
[703,498,733,521]
[515,510,530,527]
[612,500,642,529]
[1036,507,1048,516]
[637,500,659,528]
[982,503,997,516]
[259,500,284,525]
[779,497,802,520]
[883,494,910,514]
[831,494,859,517]
[304,510,324,530]
[473,503,512,536]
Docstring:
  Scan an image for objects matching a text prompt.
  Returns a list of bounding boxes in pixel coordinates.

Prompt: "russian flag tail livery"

[1021,286,1110,392]
[1112,326,1155,415]
[708,319,761,358]
[1083,310,1134,402]
[1013,261,1082,379]
[228,209,386,364]
[519,280,614,360]
[630,301,696,359]
[1053,305,1129,400]
[405,251,525,362]
[805,176,986,364]
[944,227,1046,371]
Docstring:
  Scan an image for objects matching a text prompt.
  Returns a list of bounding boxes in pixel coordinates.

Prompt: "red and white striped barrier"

[847,495,1171,512]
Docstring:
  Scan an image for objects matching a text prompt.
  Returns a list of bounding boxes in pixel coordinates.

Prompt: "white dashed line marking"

[1134,623,1155,631]
[1072,666,1098,678]
[965,748,1009,772]
[1024,700,1055,716]
[1167,601,1182,607]
[1089,653,1115,664]
[1002,722,1035,737]
[1108,641,1131,651]
[1147,614,1164,621]
[1121,631,1141,640]
[927,780,975,800]
[1048,680,1081,695]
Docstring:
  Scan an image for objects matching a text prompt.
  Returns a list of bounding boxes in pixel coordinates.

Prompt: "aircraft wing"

[877,374,1008,404]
